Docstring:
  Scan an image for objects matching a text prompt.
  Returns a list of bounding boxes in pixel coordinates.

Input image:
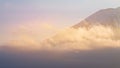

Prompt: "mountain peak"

[73,7,120,28]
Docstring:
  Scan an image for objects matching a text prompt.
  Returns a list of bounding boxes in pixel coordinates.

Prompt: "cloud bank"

[40,24,120,51]
[3,24,120,51]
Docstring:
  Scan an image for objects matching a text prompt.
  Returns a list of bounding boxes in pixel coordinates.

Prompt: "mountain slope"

[73,7,120,28]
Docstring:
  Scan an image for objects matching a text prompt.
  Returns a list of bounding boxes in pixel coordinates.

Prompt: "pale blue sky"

[0,0,120,26]
[0,0,120,44]
[0,0,120,24]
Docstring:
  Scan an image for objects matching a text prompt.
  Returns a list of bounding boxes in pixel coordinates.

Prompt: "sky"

[0,0,120,45]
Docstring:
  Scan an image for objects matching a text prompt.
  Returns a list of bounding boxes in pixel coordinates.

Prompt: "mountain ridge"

[73,7,120,28]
